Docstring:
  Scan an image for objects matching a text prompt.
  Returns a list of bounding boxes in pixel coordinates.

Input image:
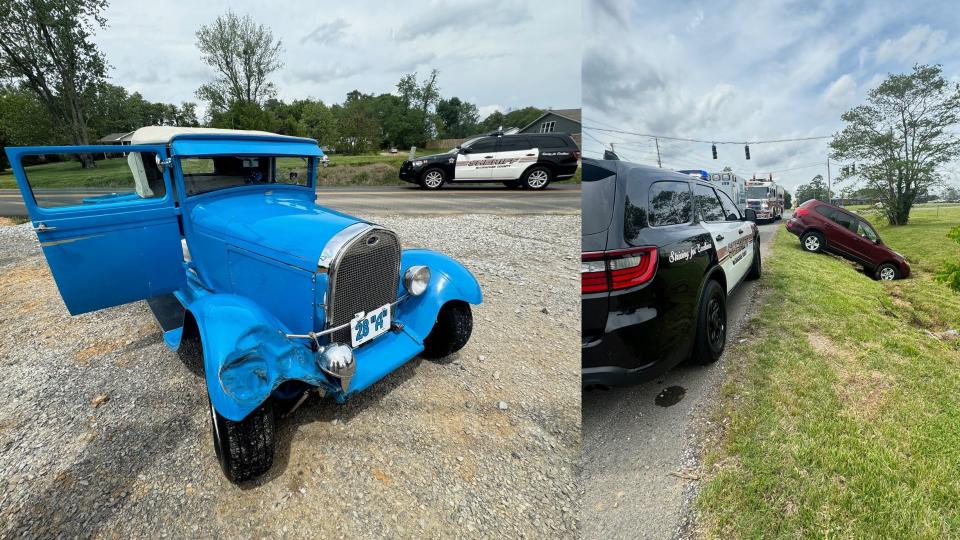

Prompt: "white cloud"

[823,74,857,111]
[477,104,504,118]
[875,24,947,64]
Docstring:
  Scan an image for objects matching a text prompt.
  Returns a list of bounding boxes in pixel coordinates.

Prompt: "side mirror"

[743,208,757,221]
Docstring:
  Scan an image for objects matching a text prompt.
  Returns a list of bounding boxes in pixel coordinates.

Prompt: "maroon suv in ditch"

[785,200,910,280]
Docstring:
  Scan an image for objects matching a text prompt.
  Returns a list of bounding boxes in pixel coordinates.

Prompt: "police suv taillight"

[581,247,658,293]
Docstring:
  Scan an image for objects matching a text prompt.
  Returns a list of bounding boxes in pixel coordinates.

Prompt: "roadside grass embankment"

[698,206,960,538]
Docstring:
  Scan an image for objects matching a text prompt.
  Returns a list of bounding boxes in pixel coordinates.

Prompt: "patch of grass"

[697,208,960,538]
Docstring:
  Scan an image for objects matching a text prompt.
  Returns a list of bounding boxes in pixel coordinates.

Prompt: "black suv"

[399,132,580,190]
[582,159,761,386]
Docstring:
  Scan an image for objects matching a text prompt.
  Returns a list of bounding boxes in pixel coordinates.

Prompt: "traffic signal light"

[711,144,717,159]
[744,145,751,160]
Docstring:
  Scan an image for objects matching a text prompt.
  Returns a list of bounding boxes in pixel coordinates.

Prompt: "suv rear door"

[495,136,535,180]
[815,205,860,257]
[694,183,749,291]
[5,145,185,315]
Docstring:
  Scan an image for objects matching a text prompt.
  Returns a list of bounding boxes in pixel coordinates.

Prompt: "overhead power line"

[583,125,833,145]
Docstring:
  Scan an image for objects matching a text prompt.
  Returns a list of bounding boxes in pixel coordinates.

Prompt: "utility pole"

[655,137,662,168]
[826,158,832,204]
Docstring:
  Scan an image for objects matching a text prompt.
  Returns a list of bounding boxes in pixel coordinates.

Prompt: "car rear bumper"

[785,218,802,236]
[581,317,686,387]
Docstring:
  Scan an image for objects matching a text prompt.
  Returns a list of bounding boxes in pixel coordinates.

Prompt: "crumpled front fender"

[394,249,482,344]
[186,294,327,421]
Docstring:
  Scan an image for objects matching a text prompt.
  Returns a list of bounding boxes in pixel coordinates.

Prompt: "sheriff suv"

[582,159,761,387]
[399,132,580,190]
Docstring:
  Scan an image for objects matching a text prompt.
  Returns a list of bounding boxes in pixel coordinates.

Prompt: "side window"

[857,221,878,242]
[717,190,741,221]
[814,205,834,220]
[693,184,726,222]
[831,211,857,231]
[539,121,556,133]
[19,151,166,209]
[465,138,497,153]
[648,181,692,227]
[497,137,531,152]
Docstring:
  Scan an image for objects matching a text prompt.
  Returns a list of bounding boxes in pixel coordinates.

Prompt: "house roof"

[128,126,307,145]
[518,108,581,132]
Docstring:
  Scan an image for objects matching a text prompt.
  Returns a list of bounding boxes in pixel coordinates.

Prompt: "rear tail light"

[581,247,657,293]
[794,207,809,217]
[573,150,582,160]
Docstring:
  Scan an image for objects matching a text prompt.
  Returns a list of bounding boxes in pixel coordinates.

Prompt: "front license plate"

[350,304,391,348]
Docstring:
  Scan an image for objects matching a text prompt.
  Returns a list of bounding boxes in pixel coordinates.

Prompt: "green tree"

[784,191,792,209]
[209,100,276,131]
[794,175,834,205]
[831,64,960,225]
[436,97,480,138]
[0,0,109,167]
[299,100,339,147]
[195,11,284,117]
[0,85,59,170]
[333,91,380,154]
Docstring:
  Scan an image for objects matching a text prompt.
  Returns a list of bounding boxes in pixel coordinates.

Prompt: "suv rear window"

[815,205,857,231]
[647,180,692,226]
[498,137,531,151]
[531,136,569,148]
[583,161,617,235]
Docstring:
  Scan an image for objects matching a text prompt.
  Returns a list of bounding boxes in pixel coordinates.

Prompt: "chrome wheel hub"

[528,170,549,188]
[424,171,442,188]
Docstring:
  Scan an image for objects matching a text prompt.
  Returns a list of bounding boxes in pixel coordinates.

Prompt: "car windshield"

[745,186,769,198]
[179,156,312,196]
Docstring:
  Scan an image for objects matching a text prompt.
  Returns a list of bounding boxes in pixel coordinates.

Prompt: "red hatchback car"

[785,200,910,280]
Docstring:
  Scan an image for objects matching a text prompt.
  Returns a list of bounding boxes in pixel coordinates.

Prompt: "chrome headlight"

[403,265,431,296]
[412,160,426,167]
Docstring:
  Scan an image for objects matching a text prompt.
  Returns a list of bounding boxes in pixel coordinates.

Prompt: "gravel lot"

[0,214,580,538]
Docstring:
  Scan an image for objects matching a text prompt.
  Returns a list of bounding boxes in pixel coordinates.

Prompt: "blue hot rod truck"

[5,127,482,482]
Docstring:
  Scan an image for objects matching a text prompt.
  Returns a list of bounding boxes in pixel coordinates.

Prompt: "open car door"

[5,145,185,315]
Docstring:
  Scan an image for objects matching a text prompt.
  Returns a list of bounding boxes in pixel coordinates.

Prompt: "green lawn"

[698,207,960,538]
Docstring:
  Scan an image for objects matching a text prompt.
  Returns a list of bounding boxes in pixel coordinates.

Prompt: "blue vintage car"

[5,127,482,482]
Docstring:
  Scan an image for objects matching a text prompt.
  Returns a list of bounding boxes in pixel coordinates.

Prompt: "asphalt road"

[0,183,580,217]
[580,215,786,540]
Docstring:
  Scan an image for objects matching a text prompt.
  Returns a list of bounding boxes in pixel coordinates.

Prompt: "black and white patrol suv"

[399,132,580,190]
[582,158,761,387]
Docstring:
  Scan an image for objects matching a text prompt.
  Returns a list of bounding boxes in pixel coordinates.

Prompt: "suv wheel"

[746,240,762,280]
[800,231,824,253]
[209,398,275,483]
[522,166,552,190]
[420,168,445,189]
[421,301,473,359]
[691,279,726,365]
[875,263,899,281]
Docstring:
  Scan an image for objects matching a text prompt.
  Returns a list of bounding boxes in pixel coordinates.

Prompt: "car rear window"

[532,136,569,148]
[647,180,692,226]
[583,161,617,235]
[498,137,531,151]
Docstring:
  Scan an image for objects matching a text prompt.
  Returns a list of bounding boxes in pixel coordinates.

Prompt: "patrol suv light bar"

[581,247,658,293]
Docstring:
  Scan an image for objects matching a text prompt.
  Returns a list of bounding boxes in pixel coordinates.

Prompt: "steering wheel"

[245,170,264,184]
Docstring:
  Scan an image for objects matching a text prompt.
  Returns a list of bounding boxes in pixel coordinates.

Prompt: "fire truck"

[745,173,784,222]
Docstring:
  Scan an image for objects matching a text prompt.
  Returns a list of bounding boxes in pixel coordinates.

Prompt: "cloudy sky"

[92,0,580,121]
[583,0,960,193]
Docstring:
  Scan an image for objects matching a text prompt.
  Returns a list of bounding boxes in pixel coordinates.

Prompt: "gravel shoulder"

[0,214,580,538]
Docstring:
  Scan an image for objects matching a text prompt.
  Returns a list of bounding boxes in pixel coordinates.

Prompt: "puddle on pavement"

[654,385,686,407]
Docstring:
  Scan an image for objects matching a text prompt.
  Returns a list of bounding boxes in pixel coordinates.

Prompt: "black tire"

[502,180,521,188]
[691,280,726,365]
[521,166,552,190]
[419,168,446,190]
[875,262,899,281]
[746,239,762,280]
[800,231,824,253]
[421,301,473,359]
[209,398,275,483]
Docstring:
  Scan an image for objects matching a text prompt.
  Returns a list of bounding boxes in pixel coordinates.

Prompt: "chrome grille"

[327,227,401,344]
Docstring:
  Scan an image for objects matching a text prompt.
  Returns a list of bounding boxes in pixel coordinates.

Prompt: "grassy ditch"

[697,207,960,538]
